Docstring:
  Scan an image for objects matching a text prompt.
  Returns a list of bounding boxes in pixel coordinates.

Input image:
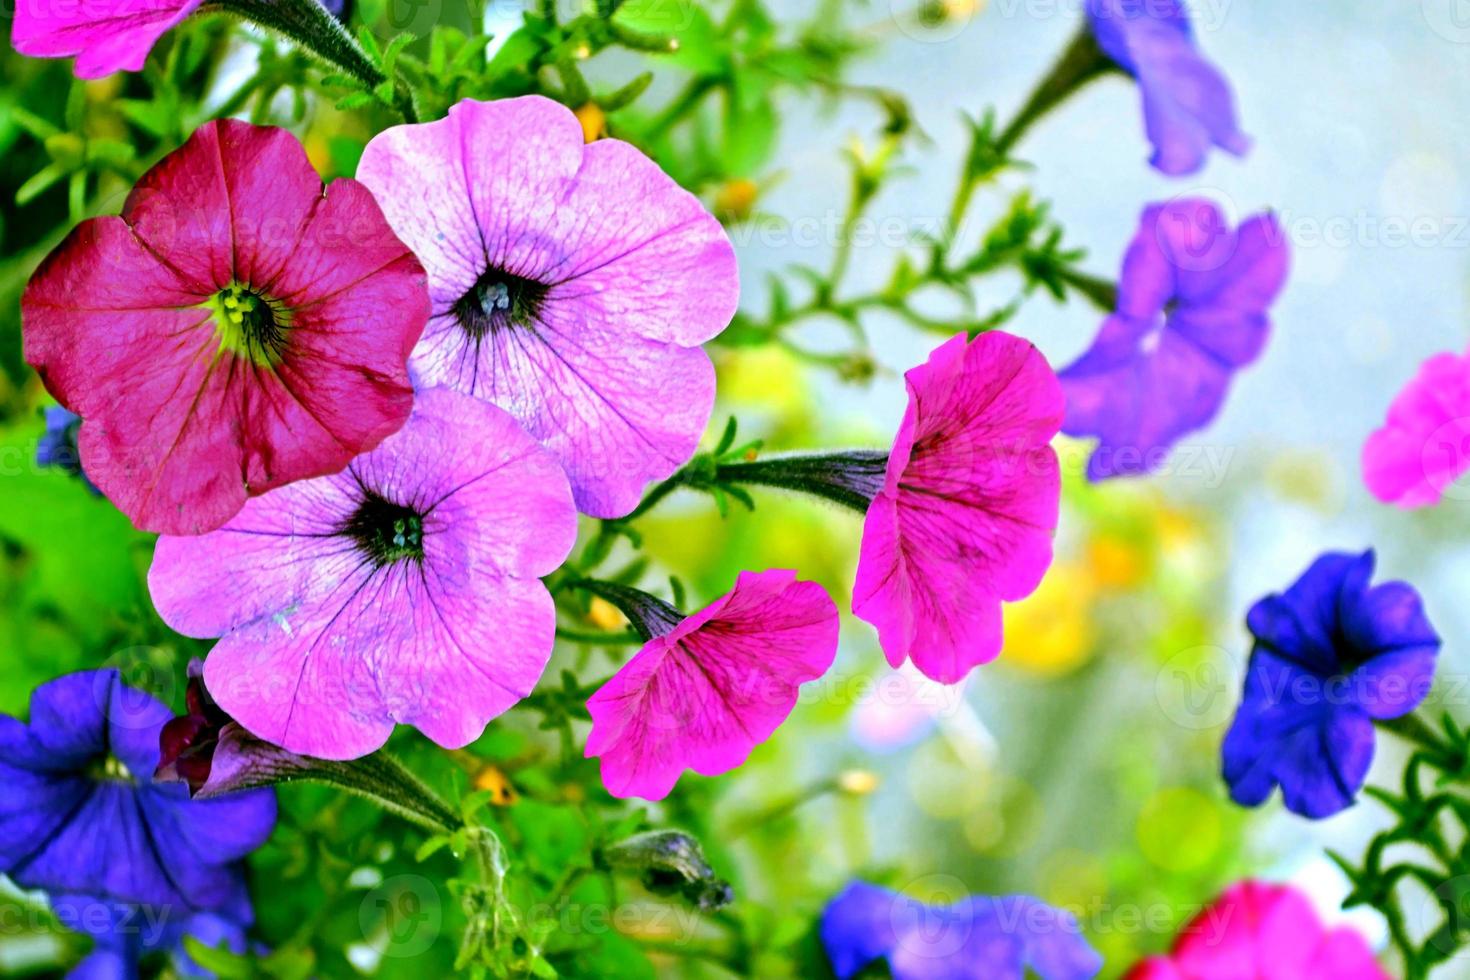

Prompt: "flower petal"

[1363,350,1470,508]
[160,389,576,759]
[11,0,204,79]
[855,332,1064,682]
[357,97,736,517]
[586,570,839,799]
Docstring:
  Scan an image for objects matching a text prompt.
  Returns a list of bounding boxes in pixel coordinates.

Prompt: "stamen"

[209,282,291,366]
[340,490,427,567]
[453,268,549,339]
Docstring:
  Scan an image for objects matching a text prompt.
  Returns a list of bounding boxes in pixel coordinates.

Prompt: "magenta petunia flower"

[853,331,1065,684]
[1363,349,1470,508]
[1124,881,1387,980]
[23,119,428,535]
[355,96,740,519]
[584,570,839,800]
[148,387,578,760]
[10,0,204,79]
[1059,199,1288,481]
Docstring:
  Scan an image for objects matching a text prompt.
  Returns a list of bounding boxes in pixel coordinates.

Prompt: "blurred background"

[2,0,1469,976]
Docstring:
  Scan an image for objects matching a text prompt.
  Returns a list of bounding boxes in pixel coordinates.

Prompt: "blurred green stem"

[994,26,1117,157]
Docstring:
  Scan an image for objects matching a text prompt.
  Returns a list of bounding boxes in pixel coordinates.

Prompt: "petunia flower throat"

[208,282,292,366]
[453,268,549,339]
[340,488,426,566]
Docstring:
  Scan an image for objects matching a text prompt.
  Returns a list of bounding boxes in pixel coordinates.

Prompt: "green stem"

[555,627,645,646]
[1057,267,1119,313]
[207,0,418,121]
[1380,713,1456,762]
[311,751,462,833]
[715,452,888,513]
[645,76,718,141]
[995,26,1117,157]
[567,579,684,640]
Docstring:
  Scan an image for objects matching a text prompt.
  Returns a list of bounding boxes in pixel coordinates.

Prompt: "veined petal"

[586,570,839,800]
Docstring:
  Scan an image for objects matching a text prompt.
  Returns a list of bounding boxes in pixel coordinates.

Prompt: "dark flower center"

[210,282,291,366]
[341,491,425,567]
[453,268,549,339]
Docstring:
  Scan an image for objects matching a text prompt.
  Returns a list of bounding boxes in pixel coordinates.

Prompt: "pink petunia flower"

[1125,881,1387,980]
[11,0,204,79]
[853,331,1065,683]
[23,119,428,535]
[1363,349,1470,508]
[355,96,740,519]
[584,570,840,800]
[148,387,578,760]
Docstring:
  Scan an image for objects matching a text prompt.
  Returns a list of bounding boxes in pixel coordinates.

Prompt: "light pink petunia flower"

[853,331,1065,683]
[23,119,428,535]
[11,0,204,79]
[355,96,740,519]
[1124,881,1387,980]
[148,387,578,760]
[584,570,840,800]
[1363,349,1470,508]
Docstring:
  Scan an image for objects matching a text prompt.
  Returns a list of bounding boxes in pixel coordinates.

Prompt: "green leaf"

[181,936,254,978]
[723,79,777,177]
[486,26,547,81]
[16,163,67,206]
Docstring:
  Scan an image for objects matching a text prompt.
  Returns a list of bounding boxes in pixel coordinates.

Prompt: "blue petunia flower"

[0,670,276,978]
[820,881,1102,980]
[1086,0,1250,175]
[1222,551,1441,820]
[37,405,101,495]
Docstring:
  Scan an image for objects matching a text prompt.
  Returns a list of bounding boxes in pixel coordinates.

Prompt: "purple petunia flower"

[853,331,1065,683]
[821,881,1103,980]
[148,387,578,761]
[355,96,740,519]
[0,669,275,977]
[61,878,256,980]
[1085,0,1250,175]
[37,405,101,495]
[1222,550,1440,820]
[584,570,839,800]
[1058,198,1288,481]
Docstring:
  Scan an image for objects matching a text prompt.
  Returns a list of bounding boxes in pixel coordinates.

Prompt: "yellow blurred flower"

[1085,531,1148,590]
[586,596,625,631]
[1002,561,1097,677]
[472,765,520,807]
[715,178,760,222]
[574,102,607,143]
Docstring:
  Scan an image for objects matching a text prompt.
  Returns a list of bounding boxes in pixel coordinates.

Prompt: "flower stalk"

[994,26,1118,156]
[207,0,418,120]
